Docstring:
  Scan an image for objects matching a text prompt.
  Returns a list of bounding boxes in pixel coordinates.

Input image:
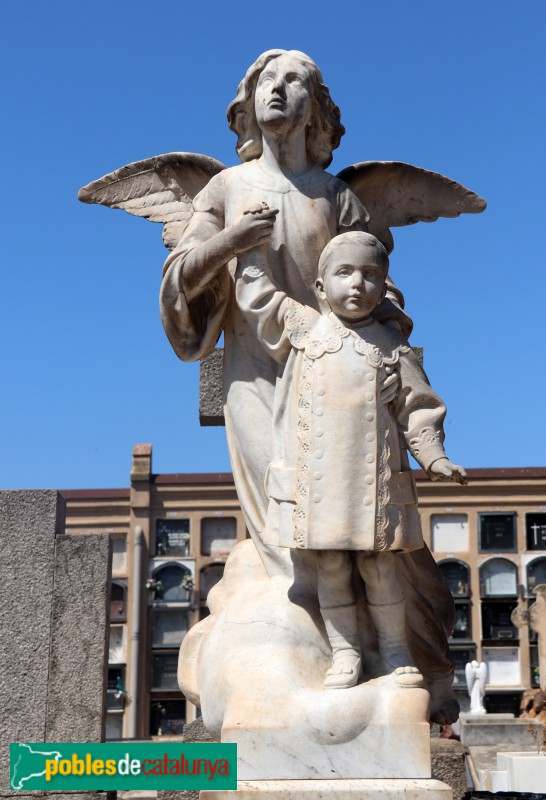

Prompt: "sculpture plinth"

[180,541,431,781]
[202,779,452,800]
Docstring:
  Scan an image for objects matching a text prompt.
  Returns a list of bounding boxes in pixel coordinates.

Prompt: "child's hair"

[318,231,389,277]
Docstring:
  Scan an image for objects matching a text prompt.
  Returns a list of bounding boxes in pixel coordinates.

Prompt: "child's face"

[316,242,387,323]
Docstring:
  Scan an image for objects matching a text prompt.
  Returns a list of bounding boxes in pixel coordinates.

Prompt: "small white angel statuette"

[465,660,488,714]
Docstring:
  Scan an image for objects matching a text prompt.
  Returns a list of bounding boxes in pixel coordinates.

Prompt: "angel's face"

[316,242,388,323]
[254,55,312,137]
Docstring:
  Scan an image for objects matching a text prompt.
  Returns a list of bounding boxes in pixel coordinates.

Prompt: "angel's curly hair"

[227,50,344,169]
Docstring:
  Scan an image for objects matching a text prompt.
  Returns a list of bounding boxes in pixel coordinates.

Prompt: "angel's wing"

[336,161,486,252]
[465,661,476,694]
[477,661,488,692]
[78,152,227,250]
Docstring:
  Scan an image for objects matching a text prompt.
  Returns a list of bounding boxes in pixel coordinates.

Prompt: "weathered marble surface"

[180,541,430,780]
[201,779,452,800]
[466,741,543,791]
[485,751,546,793]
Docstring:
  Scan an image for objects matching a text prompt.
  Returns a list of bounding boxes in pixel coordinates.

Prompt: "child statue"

[236,229,467,689]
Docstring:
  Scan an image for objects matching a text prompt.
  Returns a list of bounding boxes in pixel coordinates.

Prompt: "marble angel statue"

[79,49,486,735]
[465,660,488,714]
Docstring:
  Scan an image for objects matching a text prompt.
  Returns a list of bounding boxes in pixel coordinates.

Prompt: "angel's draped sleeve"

[160,173,231,362]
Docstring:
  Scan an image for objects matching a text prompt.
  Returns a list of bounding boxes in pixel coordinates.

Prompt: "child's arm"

[394,349,467,484]
[235,264,297,365]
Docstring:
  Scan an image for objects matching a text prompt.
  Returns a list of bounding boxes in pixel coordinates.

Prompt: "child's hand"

[428,458,468,485]
[379,369,399,405]
[226,203,279,255]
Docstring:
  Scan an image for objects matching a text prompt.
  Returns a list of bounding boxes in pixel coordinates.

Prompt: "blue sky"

[1,1,545,489]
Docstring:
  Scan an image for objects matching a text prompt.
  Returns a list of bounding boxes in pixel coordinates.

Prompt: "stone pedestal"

[460,716,543,746]
[202,779,452,800]
[430,739,467,800]
[479,751,546,793]
[230,705,431,780]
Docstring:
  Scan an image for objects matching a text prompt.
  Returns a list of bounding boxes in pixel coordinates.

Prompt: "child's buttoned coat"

[236,267,448,552]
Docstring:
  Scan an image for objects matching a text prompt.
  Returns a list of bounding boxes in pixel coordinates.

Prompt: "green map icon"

[10,743,63,790]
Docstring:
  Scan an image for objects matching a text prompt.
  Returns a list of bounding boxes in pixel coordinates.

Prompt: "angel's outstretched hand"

[428,458,468,485]
[226,203,279,256]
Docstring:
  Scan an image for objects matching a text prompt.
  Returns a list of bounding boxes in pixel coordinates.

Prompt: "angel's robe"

[161,161,385,554]
[160,159,454,684]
